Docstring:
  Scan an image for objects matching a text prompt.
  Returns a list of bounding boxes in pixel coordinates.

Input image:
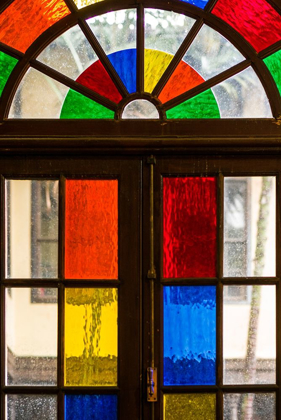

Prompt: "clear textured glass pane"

[9,68,68,119]
[6,395,57,420]
[223,286,276,384]
[6,180,59,279]
[183,24,244,80]
[65,288,118,386]
[223,393,276,419]
[122,100,159,119]
[65,395,117,420]
[164,394,216,420]
[145,9,195,55]
[212,67,272,118]
[224,177,275,277]
[6,288,58,386]
[38,25,98,80]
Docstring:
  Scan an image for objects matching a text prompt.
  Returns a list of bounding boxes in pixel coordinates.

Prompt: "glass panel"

[212,67,272,118]
[183,24,244,80]
[6,395,57,420]
[65,288,118,386]
[164,286,216,385]
[6,180,59,279]
[223,393,276,419]
[224,177,275,277]
[6,288,58,386]
[9,68,69,119]
[122,100,159,119]
[107,49,136,94]
[164,394,216,420]
[65,180,118,279]
[179,0,209,8]
[145,9,195,55]
[264,50,281,96]
[166,89,220,118]
[87,9,137,55]
[212,0,281,52]
[0,0,70,53]
[37,25,98,80]
[65,395,117,420]
[0,52,18,97]
[163,177,217,278]
[73,0,104,9]
[144,49,173,93]
[60,89,115,119]
[223,285,276,384]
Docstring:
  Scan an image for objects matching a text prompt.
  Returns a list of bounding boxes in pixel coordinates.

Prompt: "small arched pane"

[122,100,159,119]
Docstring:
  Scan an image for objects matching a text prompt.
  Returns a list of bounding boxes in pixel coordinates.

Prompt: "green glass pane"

[166,89,220,119]
[164,394,216,420]
[264,50,281,96]
[60,90,115,119]
[0,51,18,97]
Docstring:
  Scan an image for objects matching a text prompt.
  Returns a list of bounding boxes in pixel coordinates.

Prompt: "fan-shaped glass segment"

[183,25,244,80]
[212,67,272,118]
[178,0,209,8]
[61,90,114,119]
[37,26,98,80]
[264,50,281,97]
[122,100,159,119]
[145,9,195,55]
[212,0,281,52]
[73,0,104,8]
[0,0,70,53]
[144,50,173,93]
[87,9,137,55]
[108,49,136,94]
[9,68,69,119]
[166,90,220,119]
[0,52,18,97]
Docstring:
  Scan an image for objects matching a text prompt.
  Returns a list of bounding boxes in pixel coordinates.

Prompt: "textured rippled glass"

[0,0,70,53]
[123,100,159,119]
[7,395,57,420]
[224,177,275,277]
[65,395,117,420]
[65,288,118,386]
[60,89,115,119]
[108,49,136,93]
[74,0,104,8]
[183,24,244,80]
[145,9,195,55]
[9,68,68,118]
[179,0,209,8]
[159,61,204,103]
[38,25,98,80]
[0,52,18,97]
[87,9,136,56]
[264,50,281,96]
[145,50,173,93]
[164,394,216,420]
[163,177,217,278]
[212,67,272,118]
[223,286,276,384]
[223,393,276,419]
[212,0,281,52]
[6,180,58,278]
[166,89,220,119]
[65,180,118,279]
[6,288,57,385]
[164,286,216,385]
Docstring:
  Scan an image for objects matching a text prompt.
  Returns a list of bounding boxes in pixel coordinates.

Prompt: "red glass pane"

[163,177,217,278]
[212,0,281,52]
[159,61,204,103]
[0,0,70,53]
[77,61,122,104]
[65,180,118,279]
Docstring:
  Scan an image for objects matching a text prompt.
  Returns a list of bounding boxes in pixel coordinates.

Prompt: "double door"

[2,155,279,420]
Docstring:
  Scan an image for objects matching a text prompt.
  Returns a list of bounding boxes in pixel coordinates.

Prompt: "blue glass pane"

[164,286,216,385]
[65,395,117,420]
[179,0,209,9]
[108,49,136,94]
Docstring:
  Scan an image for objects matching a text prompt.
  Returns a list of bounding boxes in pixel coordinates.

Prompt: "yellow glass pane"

[65,288,118,386]
[73,0,103,9]
[164,394,216,420]
[144,49,173,93]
